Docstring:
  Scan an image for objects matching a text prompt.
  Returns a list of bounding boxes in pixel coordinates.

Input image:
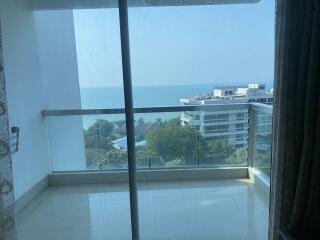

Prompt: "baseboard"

[48,167,249,185]
[15,176,48,214]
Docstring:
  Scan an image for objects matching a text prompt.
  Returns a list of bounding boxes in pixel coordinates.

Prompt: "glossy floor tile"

[16,179,269,240]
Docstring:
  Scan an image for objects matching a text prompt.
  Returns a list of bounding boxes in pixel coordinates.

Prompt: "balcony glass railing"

[251,103,273,178]
[43,103,272,176]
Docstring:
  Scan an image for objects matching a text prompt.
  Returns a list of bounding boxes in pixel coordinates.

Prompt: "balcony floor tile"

[16,179,269,240]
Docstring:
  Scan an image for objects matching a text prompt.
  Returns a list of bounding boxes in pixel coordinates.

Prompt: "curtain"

[270,0,320,239]
[0,20,17,239]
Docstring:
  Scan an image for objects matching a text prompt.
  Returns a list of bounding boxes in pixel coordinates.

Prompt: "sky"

[73,0,275,88]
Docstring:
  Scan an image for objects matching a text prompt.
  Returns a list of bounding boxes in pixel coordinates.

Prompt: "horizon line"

[80,82,272,89]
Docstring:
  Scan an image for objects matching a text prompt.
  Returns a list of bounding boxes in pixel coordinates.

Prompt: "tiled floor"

[16,179,269,240]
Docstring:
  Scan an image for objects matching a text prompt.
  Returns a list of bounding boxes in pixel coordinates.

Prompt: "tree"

[84,120,115,150]
[155,118,163,126]
[84,134,113,151]
[86,119,114,139]
[98,149,128,169]
[201,140,235,165]
[167,117,181,126]
[207,141,234,158]
[136,147,153,168]
[85,148,100,169]
[165,159,184,167]
[207,141,233,155]
[146,122,203,165]
[137,117,145,125]
[254,148,272,176]
[84,119,116,168]
[226,146,248,165]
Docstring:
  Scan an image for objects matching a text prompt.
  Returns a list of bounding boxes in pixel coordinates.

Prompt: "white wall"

[34,10,86,171]
[0,0,51,199]
[0,1,87,198]
[34,10,82,110]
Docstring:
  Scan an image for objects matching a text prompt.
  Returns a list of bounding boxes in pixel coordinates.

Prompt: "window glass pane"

[35,8,126,171]
[127,1,274,239]
[73,9,124,109]
[28,4,132,240]
[253,110,272,178]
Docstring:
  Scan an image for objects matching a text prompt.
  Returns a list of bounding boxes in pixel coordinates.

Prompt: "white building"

[180,84,273,147]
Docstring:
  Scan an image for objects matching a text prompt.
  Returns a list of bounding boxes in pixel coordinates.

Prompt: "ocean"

[80,83,273,128]
[80,84,216,109]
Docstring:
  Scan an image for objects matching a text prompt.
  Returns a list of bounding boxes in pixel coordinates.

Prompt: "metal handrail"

[42,103,251,116]
[31,0,261,11]
[251,102,273,113]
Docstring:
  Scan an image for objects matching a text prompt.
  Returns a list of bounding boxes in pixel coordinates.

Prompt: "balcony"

[16,179,268,240]
[15,102,272,240]
[0,0,277,238]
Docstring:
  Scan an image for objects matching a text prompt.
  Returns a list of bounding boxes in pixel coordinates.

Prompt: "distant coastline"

[80,83,274,128]
[80,83,274,108]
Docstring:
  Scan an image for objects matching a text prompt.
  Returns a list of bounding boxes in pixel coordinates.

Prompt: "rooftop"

[180,84,273,104]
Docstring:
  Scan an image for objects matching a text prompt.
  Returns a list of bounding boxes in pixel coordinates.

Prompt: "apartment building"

[180,84,273,147]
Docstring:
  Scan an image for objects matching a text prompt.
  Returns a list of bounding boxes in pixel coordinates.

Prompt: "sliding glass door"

[126,1,274,239]
[29,2,134,239]
[21,1,274,240]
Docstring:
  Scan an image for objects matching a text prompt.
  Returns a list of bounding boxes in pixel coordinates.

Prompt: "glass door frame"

[117,1,140,239]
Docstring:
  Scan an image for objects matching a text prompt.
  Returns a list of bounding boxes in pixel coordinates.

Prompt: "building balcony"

[14,102,272,240]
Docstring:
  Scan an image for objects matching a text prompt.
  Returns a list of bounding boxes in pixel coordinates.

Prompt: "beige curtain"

[0,20,17,240]
[270,0,320,239]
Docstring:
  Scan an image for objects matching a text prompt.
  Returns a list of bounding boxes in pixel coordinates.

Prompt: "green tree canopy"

[86,119,114,139]
[98,149,128,169]
[207,141,234,158]
[226,146,248,165]
[146,122,203,165]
